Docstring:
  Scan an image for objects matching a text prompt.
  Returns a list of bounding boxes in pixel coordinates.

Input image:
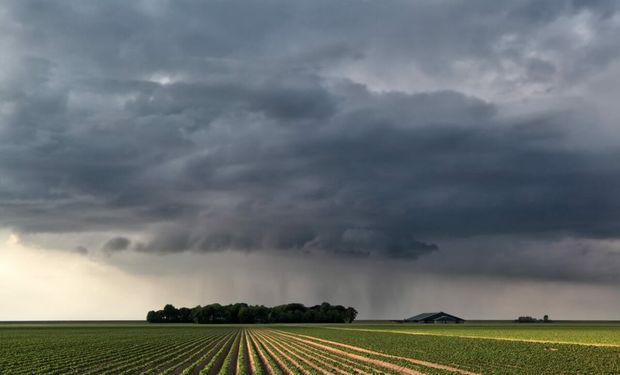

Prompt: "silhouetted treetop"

[146,302,358,324]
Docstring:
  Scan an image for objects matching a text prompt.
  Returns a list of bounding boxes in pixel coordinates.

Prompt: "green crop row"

[277,326,620,375]
[0,326,235,375]
[265,329,456,375]
[248,329,283,375]
[2,324,619,374]
[265,330,398,374]
[322,323,620,345]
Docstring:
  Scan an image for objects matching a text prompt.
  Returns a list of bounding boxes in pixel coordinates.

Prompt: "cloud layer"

[1,0,620,283]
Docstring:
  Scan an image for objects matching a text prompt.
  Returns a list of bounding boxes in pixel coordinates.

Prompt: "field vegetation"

[340,322,620,345]
[1,323,619,374]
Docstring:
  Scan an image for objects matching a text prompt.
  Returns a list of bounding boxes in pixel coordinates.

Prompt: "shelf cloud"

[1,0,620,311]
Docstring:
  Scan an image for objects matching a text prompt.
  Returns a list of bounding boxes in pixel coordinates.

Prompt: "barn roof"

[407,312,441,321]
[405,311,464,321]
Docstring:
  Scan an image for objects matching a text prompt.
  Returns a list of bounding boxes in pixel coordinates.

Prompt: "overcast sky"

[1,0,620,320]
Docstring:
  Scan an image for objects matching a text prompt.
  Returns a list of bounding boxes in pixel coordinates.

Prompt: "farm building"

[405,312,465,324]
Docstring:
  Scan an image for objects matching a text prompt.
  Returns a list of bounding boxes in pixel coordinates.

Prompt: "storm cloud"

[1,0,620,283]
[102,236,131,253]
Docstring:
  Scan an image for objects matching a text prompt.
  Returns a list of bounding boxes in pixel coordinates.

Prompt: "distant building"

[405,312,465,324]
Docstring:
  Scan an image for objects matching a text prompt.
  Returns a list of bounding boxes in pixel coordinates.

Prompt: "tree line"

[515,315,552,323]
[147,302,358,324]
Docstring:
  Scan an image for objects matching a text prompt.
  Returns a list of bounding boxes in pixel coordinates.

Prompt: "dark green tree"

[345,307,358,323]
[147,302,358,324]
[178,307,193,323]
[162,304,179,322]
[238,306,253,323]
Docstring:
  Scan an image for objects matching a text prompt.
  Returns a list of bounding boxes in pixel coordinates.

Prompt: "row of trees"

[515,315,551,323]
[147,302,358,324]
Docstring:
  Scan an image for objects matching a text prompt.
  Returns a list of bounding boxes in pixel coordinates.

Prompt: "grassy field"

[0,322,619,374]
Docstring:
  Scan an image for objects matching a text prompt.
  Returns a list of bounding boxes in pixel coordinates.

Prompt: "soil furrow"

[267,330,425,375]
[225,331,242,375]
[183,334,234,375]
[286,336,400,375]
[240,330,251,375]
[190,332,236,375]
[136,340,219,374]
[249,331,293,375]
[123,335,213,375]
[38,336,170,374]
[87,335,208,374]
[257,332,322,374]
[206,331,239,375]
[269,333,378,375]
[265,332,352,375]
[274,330,480,375]
[236,330,244,375]
[245,331,259,375]
[247,330,278,375]
[171,334,232,375]
[151,334,226,375]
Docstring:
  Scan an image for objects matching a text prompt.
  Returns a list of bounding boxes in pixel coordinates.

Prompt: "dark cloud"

[415,237,620,285]
[0,0,619,273]
[102,237,131,253]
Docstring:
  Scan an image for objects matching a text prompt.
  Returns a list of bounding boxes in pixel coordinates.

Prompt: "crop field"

[1,323,619,374]
[340,322,620,345]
